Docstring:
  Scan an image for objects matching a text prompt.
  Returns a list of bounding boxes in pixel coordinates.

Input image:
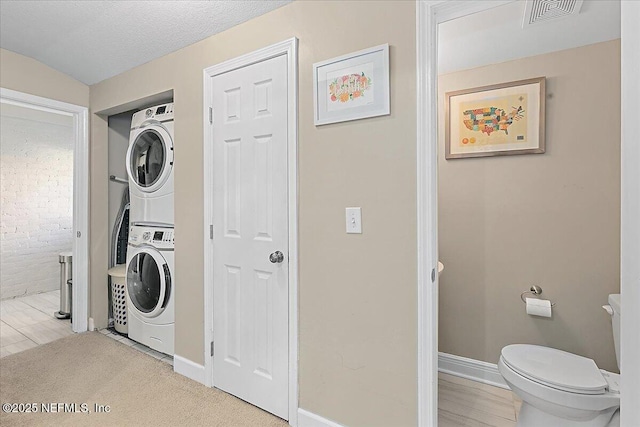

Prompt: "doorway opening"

[0,88,89,357]
[418,1,637,425]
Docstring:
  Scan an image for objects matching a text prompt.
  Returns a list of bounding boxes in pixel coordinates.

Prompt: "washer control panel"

[129,225,174,249]
[131,102,174,128]
[152,230,174,243]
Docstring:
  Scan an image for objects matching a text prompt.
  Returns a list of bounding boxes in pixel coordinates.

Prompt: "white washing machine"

[126,103,174,227]
[125,224,174,355]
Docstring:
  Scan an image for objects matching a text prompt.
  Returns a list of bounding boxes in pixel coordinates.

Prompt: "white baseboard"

[173,354,206,385]
[438,352,510,389]
[298,409,345,427]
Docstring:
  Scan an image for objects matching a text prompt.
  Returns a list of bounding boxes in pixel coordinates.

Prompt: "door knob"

[269,251,284,263]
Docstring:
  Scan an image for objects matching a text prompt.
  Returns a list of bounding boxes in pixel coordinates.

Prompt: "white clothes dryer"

[127,103,174,227]
[125,224,174,355]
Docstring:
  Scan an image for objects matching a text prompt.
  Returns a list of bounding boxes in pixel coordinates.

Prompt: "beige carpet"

[0,332,288,427]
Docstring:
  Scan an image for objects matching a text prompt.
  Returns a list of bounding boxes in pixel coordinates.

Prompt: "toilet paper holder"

[520,285,556,307]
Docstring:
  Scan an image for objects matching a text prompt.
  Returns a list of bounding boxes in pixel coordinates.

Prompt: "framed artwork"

[313,44,390,126]
[445,77,546,159]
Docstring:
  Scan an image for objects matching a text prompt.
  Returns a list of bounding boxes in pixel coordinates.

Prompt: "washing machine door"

[126,124,173,193]
[126,248,172,318]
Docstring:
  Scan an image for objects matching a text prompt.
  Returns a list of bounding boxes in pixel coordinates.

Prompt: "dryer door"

[126,248,171,318]
[126,125,173,193]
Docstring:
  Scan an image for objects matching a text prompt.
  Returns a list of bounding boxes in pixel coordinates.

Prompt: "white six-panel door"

[211,54,289,419]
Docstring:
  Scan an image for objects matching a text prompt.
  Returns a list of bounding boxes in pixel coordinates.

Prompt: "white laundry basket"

[108,264,128,334]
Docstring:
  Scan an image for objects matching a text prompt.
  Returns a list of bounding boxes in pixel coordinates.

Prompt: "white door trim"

[416,1,518,425]
[620,1,640,423]
[0,87,89,333]
[202,37,299,425]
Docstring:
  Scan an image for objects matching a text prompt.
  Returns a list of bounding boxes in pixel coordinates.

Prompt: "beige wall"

[438,40,621,372]
[90,1,416,425]
[0,48,89,107]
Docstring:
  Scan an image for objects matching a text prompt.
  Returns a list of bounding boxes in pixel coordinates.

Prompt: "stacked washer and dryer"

[125,103,175,355]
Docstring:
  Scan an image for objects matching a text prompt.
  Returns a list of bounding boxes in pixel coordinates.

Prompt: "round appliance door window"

[127,252,165,315]
[129,129,167,188]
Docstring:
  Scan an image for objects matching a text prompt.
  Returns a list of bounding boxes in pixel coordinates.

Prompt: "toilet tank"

[608,294,621,371]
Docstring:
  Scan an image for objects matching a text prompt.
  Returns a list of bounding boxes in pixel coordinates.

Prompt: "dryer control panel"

[131,102,174,128]
[129,225,174,250]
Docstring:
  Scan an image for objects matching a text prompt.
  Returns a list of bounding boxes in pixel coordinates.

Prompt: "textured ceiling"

[1,1,621,85]
[0,0,292,85]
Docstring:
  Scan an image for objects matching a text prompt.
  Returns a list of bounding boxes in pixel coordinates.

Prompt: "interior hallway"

[1,291,520,426]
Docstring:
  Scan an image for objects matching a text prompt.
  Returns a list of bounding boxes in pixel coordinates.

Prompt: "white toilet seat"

[501,344,608,394]
[499,355,619,412]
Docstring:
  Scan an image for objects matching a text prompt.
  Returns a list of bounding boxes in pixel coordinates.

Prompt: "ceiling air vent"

[522,0,585,27]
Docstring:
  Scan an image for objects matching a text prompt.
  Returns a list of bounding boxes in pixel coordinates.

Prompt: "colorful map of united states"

[462,106,524,136]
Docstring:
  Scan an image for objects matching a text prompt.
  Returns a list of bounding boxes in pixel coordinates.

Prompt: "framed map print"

[313,44,390,126]
[445,77,546,159]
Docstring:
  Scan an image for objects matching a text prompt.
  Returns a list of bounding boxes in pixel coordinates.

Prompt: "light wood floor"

[439,372,522,427]
[0,290,72,358]
[2,292,521,426]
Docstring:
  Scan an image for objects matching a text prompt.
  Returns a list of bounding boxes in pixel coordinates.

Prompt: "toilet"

[498,294,621,427]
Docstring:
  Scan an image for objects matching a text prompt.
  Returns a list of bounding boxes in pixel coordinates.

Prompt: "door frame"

[202,38,299,425]
[417,1,640,425]
[0,87,89,333]
[620,1,640,422]
[416,2,517,423]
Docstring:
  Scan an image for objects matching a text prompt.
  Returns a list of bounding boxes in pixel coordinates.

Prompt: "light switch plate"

[346,207,362,234]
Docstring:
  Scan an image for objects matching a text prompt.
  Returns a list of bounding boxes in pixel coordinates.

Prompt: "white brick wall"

[1,114,74,299]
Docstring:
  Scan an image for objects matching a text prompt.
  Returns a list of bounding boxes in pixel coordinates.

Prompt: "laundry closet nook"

[105,91,175,358]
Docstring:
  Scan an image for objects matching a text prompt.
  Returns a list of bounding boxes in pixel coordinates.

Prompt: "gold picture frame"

[445,77,546,159]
